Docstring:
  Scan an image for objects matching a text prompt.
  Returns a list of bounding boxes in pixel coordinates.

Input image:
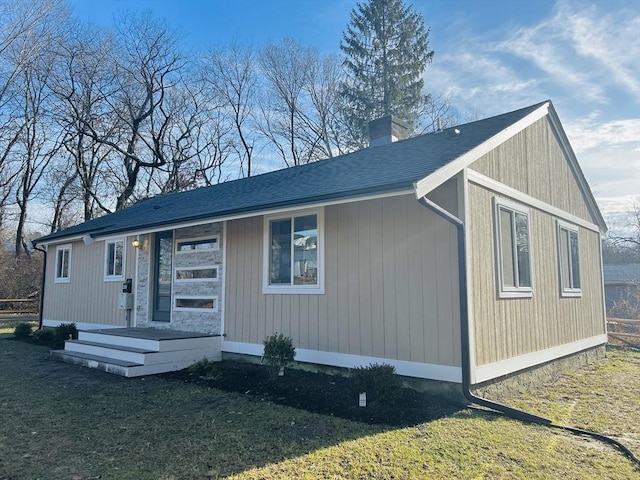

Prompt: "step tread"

[66,339,156,354]
[51,349,142,367]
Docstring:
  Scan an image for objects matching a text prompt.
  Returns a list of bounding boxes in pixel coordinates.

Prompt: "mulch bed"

[163,361,460,427]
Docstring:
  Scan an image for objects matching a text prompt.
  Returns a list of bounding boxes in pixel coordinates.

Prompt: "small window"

[263,209,324,294]
[494,199,533,298]
[175,266,219,282]
[557,221,581,296]
[175,296,218,311]
[104,239,125,281]
[176,236,219,253]
[55,244,71,283]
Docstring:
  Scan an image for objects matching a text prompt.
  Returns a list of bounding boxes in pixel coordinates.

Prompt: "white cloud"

[565,116,640,153]
[426,0,640,219]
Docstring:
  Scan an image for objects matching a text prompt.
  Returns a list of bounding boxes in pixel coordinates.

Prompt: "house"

[604,263,640,317]
[33,100,608,396]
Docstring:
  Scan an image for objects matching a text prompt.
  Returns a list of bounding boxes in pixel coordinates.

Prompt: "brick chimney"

[368,115,409,147]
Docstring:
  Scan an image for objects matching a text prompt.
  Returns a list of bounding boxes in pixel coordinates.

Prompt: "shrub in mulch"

[163,360,460,426]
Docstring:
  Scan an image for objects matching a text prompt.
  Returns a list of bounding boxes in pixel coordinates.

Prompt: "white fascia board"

[222,341,462,383]
[414,102,550,199]
[473,334,607,385]
[38,189,414,247]
[545,104,608,233]
[468,170,601,233]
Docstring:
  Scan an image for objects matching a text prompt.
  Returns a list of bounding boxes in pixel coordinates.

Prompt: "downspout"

[31,243,47,330]
[417,195,640,468]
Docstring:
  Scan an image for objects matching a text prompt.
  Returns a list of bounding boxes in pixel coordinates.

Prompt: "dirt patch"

[162,361,460,427]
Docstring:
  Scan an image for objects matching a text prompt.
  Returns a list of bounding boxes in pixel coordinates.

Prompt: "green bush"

[13,322,33,340]
[52,323,78,349]
[32,328,55,346]
[187,358,221,380]
[262,332,296,378]
[351,363,402,405]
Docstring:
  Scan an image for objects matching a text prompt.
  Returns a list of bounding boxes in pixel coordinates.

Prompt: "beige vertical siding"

[469,184,605,367]
[225,189,462,367]
[471,117,596,223]
[42,236,136,326]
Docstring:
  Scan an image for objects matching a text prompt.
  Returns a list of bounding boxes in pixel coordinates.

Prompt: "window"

[175,266,219,282]
[494,199,532,298]
[104,239,125,281]
[176,236,219,253]
[557,221,581,296]
[175,296,218,311]
[55,244,71,283]
[263,209,324,294]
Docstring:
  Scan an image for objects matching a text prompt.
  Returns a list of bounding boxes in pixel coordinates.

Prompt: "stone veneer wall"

[134,222,224,334]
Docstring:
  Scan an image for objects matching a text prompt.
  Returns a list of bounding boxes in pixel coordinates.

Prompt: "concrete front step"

[51,328,223,377]
[50,350,211,377]
[64,339,220,366]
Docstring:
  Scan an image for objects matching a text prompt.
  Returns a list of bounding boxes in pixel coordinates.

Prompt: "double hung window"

[494,199,533,298]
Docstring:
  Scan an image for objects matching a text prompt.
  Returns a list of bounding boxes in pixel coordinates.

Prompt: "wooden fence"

[0,298,40,315]
[607,318,640,346]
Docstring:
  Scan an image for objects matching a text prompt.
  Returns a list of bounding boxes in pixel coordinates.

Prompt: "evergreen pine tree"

[340,0,434,148]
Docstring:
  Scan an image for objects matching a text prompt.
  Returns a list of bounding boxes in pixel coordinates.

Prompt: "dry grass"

[0,333,638,479]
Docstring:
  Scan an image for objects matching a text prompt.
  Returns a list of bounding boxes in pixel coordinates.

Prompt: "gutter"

[416,195,640,468]
[31,244,47,330]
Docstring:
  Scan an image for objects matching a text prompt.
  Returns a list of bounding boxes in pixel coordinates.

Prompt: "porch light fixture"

[132,237,140,248]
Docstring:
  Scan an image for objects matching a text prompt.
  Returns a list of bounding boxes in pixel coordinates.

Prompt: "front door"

[153,231,173,322]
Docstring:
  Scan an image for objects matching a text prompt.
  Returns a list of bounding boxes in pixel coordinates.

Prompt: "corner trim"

[473,334,607,384]
[221,340,462,383]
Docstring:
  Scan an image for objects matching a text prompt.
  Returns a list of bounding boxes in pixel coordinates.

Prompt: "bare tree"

[147,77,233,194]
[258,38,318,167]
[48,23,119,221]
[203,42,258,177]
[605,197,640,263]
[13,60,63,255]
[0,0,67,232]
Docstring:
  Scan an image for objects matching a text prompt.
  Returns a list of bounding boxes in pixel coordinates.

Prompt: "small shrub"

[187,358,221,380]
[52,323,78,349]
[32,328,55,346]
[13,322,33,340]
[351,363,402,405]
[263,332,296,378]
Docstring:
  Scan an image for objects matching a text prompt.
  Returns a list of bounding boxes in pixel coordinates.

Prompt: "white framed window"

[175,266,219,283]
[174,296,218,312]
[493,198,533,298]
[104,239,125,281]
[54,244,72,283]
[557,221,581,297]
[175,236,219,253]
[263,208,324,294]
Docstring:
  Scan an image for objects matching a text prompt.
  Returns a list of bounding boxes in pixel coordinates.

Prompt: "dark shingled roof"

[35,101,547,244]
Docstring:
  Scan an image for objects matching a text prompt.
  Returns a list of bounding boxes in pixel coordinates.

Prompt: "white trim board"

[36,189,414,247]
[414,102,550,199]
[222,341,462,383]
[467,170,601,233]
[473,334,607,384]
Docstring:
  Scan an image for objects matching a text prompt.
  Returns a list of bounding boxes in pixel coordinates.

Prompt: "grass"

[0,331,638,479]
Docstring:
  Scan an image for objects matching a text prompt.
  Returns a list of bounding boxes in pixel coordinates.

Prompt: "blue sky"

[68,0,640,228]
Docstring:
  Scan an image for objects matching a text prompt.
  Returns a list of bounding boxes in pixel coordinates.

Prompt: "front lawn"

[0,334,638,479]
